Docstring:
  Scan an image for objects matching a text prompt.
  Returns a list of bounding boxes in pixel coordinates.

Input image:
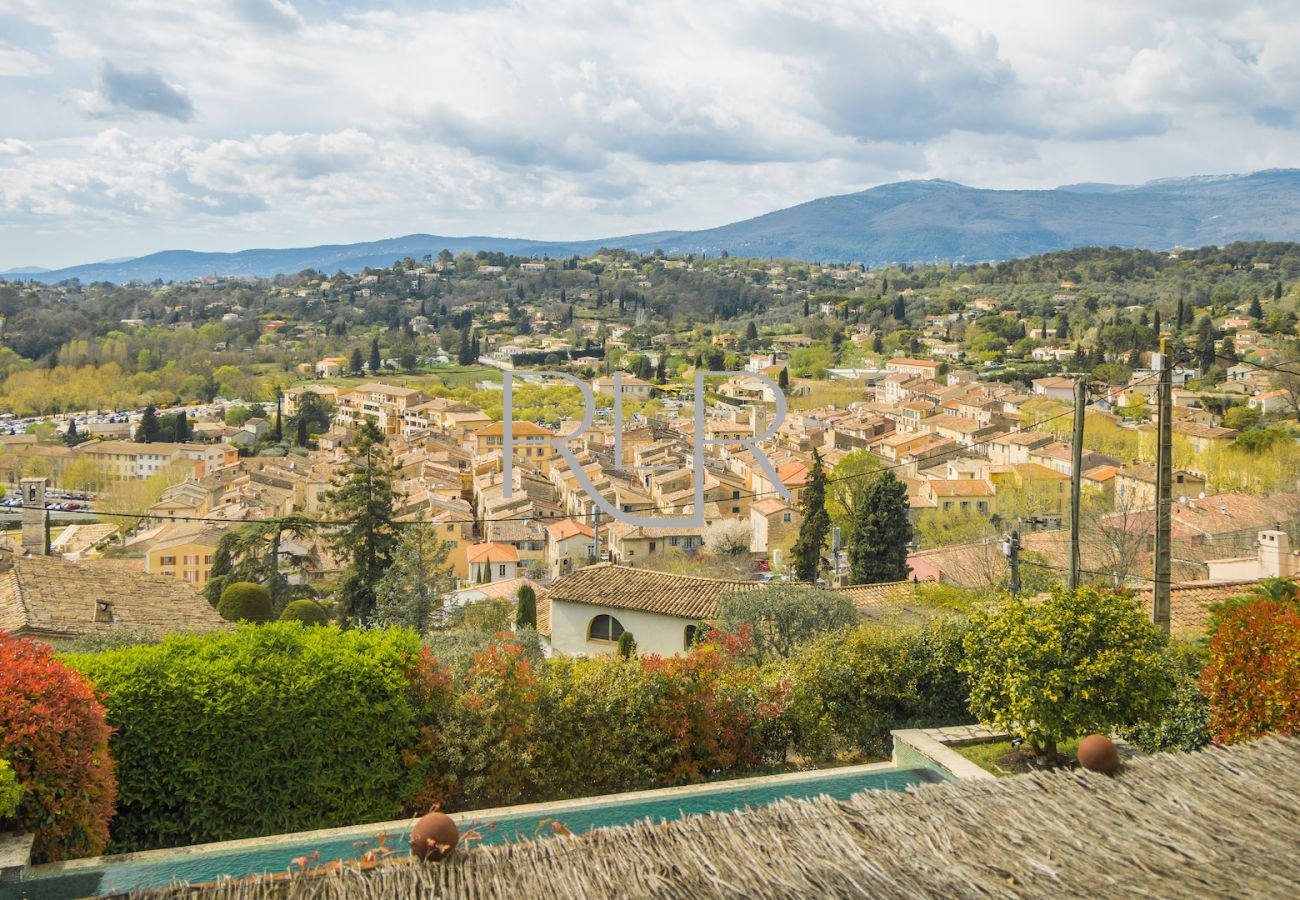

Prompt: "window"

[160,555,176,567]
[669,536,680,547]
[589,614,625,642]
[498,564,506,577]
[782,512,793,523]
[684,624,698,649]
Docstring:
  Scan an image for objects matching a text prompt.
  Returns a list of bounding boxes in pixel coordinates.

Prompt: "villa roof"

[547,563,761,620]
[152,736,1300,899]
[0,552,228,640]
[465,542,520,564]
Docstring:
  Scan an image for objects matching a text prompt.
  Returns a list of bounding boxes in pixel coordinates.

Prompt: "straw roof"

[136,736,1300,899]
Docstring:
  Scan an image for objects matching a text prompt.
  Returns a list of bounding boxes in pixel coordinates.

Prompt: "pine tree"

[847,471,912,584]
[136,406,160,443]
[790,449,829,583]
[745,320,758,342]
[368,337,381,373]
[324,421,401,625]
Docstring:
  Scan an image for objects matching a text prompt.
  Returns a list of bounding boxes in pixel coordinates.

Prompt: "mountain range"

[14,169,1300,284]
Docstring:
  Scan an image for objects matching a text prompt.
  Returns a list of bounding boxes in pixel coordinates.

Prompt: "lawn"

[953,737,1082,776]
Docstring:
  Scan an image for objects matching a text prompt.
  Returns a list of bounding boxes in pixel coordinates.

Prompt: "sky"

[1,0,1299,270]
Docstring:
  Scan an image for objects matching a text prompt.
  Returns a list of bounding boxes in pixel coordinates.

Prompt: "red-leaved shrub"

[1201,598,1300,743]
[0,631,116,862]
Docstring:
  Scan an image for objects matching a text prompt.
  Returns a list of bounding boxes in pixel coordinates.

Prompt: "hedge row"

[69,624,426,853]
[66,618,973,855]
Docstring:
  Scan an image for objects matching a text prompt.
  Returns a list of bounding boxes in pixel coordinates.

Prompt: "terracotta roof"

[835,581,915,608]
[546,518,595,542]
[547,564,763,620]
[0,552,227,639]
[465,542,520,564]
[1132,580,1260,633]
[475,421,553,438]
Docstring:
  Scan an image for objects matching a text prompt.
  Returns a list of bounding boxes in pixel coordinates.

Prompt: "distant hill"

[17,170,1300,283]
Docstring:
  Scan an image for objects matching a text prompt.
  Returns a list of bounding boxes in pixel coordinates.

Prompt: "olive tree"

[716,583,858,664]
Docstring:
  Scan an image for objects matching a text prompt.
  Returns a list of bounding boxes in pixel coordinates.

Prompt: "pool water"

[6,766,944,899]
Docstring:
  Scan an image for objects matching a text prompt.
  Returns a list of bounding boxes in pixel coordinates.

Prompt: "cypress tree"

[516,584,537,629]
[349,347,364,374]
[368,337,381,373]
[790,449,829,583]
[847,471,912,584]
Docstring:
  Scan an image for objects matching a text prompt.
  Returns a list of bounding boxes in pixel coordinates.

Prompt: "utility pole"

[1068,377,1086,590]
[1153,337,1174,634]
[1004,528,1022,599]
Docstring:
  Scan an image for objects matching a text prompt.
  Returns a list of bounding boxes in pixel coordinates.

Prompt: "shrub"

[780,618,972,760]
[1120,643,1211,754]
[408,629,787,813]
[1201,596,1300,743]
[961,587,1172,762]
[716,583,858,663]
[68,623,427,852]
[0,631,116,862]
[617,631,637,658]
[216,581,274,623]
[279,599,329,625]
[0,758,22,821]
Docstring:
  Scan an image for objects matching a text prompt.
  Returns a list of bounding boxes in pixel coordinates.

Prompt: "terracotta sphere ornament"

[1077,734,1120,774]
[410,812,460,862]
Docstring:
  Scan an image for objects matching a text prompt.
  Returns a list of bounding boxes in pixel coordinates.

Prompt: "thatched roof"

[136,736,1300,899]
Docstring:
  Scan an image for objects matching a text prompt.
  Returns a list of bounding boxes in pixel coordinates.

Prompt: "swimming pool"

[7,763,947,898]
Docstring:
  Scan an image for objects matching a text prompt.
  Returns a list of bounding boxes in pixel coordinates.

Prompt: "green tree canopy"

[959,586,1172,764]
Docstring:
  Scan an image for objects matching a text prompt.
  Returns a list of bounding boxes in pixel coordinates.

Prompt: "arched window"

[589,614,625,642]
[684,624,698,650]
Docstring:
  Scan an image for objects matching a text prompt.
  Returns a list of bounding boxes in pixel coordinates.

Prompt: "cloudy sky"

[1,0,1299,269]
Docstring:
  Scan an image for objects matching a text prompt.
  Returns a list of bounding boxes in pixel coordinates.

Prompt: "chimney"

[1258,530,1296,578]
[20,477,48,556]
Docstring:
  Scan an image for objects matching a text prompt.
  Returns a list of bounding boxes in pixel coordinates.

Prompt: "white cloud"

[1,0,1299,267]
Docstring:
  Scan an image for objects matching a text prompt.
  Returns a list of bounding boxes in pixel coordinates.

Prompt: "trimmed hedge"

[0,631,116,862]
[69,623,426,853]
[216,582,273,623]
[279,599,329,625]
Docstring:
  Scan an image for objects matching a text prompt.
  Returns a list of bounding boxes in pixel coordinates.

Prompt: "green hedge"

[778,617,973,760]
[69,623,424,853]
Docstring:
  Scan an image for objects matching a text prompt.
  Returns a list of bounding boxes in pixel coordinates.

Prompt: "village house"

[334,383,431,436]
[1114,464,1207,508]
[465,542,520,584]
[544,518,597,580]
[885,358,944,379]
